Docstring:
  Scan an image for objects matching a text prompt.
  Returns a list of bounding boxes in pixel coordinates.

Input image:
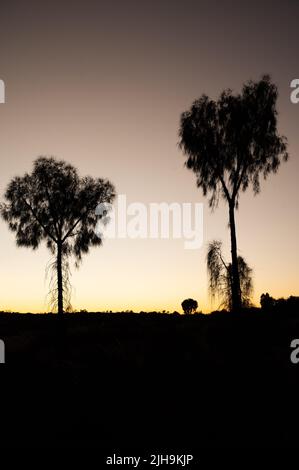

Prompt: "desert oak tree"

[179,76,288,312]
[1,156,116,314]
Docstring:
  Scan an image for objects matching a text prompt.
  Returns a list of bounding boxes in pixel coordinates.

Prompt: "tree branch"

[62,200,98,242]
[22,197,57,243]
[218,174,231,202]
[62,215,83,243]
[219,250,229,272]
[232,161,248,201]
[44,185,60,240]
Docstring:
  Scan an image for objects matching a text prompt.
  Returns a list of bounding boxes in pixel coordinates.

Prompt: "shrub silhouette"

[260,293,276,311]
[260,294,299,314]
[181,298,198,315]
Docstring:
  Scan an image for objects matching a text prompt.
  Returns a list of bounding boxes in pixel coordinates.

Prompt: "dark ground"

[1,309,299,456]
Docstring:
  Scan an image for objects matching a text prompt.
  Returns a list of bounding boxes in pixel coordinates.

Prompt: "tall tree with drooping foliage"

[207,240,253,310]
[179,75,288,312]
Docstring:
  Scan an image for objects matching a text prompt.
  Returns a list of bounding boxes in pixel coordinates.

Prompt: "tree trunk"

[229,201,242,312]
[57,242,64,315]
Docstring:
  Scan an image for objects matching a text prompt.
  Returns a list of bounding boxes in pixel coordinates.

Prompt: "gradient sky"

[0,0,298,313]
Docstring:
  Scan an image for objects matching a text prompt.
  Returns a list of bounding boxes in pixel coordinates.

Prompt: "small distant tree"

[1,156,116,314]
[181,298,198,315]
[260,293,276,311]
[207,240,253,310]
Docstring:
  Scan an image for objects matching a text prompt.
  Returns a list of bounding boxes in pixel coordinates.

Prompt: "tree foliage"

[179,75,288,209]
[1,156,116,313]
[207,240,253,310]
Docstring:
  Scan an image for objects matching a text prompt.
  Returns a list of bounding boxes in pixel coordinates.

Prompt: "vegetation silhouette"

[179,75,288,312]
[1,305,299,449]
[0,156,115,314]
[207,240,253,310]
[260,293,299,314]
[260,292,276,311]
[181,298,198,314]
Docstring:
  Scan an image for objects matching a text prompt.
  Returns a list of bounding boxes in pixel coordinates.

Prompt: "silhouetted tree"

[1,156,115,314]
[181,298,198,314]
[179,75,288,312]
[207,240,253,310]
[260,293,276,311]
